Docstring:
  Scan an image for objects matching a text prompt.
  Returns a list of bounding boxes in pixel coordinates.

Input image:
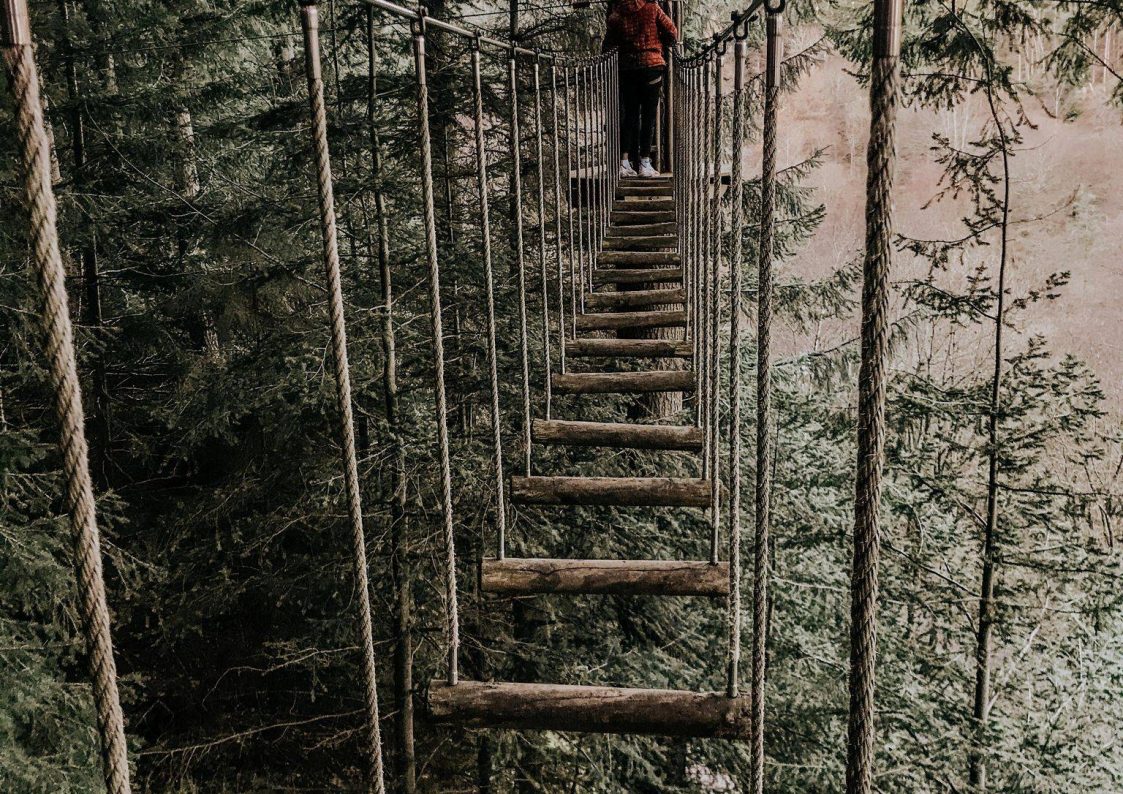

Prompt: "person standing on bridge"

[603,0,679,178]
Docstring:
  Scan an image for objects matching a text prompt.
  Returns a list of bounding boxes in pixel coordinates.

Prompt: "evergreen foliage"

[2,0,1121,790]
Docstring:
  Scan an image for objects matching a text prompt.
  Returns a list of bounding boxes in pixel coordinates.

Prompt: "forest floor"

[772,49,1122,410]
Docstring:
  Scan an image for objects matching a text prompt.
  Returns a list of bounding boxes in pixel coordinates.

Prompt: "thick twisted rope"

[299,5,385,789]
[708,52,724,564]
[751,10,782,791]
[412,18,461,686]
[846,1,903,792]
[699,62,711,438]
[3,4,132,791]
[471,44,508,561]
[727,38,747,700]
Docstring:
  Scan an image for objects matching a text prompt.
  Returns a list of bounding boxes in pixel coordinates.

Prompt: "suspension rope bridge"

[1,0,904,790]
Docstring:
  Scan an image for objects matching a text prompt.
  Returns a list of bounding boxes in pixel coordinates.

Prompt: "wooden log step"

[509,475,710,506]
[532,419,702,450]
[592,267,682,286]
[481,558,728,596]
[614,210,675,225]
[602,235,677,251]
[428,680,749,737]
[614,198,674,213]
[585,288,686,310]
[567,338,692,358]
[608,221,676,237]
[553,370,694,393]
[598,250,680,267]
[619,174,672,185]
[575,309,686,332]
[617,184,673,198]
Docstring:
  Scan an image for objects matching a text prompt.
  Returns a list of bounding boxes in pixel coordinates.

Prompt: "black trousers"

[620,67,663,160]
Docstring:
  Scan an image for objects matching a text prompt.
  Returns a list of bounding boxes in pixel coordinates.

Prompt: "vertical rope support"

[299,3,386,787]
[471,41,508,561]
[412,16,461,687]
[727,34,747,701]
[509,52,533,476]
[532,57,553,418]
[564,66,578,331]
[698,61,711,435]
[708,51,724,564]
[2,3,132,792]
[751,8,783,790]
[550,63,567,373]
[846,1,903,792]
[574,65,587,305]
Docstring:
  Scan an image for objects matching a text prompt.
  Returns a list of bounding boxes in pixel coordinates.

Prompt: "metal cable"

[2,3,132,791]
[300,3,385,787]
[412,17,460,687]
[847,1,903,791]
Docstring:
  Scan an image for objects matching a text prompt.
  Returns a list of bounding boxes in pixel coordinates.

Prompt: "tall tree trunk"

[172,95,220,358]
[967,23,1012,791]
[367,13,416,792]
[59,0,111,482]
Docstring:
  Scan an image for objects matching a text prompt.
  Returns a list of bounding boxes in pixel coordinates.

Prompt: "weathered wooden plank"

[607,221,676,237]
[532,418,702,450]
[575,309,686,332]
[585,288,686,310]
[591,267,682,285]
[598,250,680,267]
[427,680,750,738]
[614,197,674,213]
[552,370,694,394]
[618,174,672,187]
[481,558,728,596]
[614,210,675,225]
[509,475,710,506]
[567,338,692,358]
[617,184,673,197]
[602,235,677,251]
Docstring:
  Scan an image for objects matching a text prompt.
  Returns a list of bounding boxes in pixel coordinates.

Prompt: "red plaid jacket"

[603,0,679,70]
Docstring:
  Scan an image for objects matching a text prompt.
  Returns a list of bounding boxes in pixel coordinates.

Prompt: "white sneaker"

[620,159,638,178]
[638,157,660,178]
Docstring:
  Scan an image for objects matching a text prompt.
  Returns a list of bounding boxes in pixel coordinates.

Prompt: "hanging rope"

[411,12,461,686]
[298,4,386,789]
[470,39,508,561]
[751,4,783,790]
[532,57,553,418]
[3,3,132,791]
[708,49,725,564]
[550,63,567,374]
[726,31,747,700]
[563,66,579,333]
[510,52,533,476]
[846,0,904,792]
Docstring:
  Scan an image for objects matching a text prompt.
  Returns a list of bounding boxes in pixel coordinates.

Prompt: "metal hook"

[764,0,785,14]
